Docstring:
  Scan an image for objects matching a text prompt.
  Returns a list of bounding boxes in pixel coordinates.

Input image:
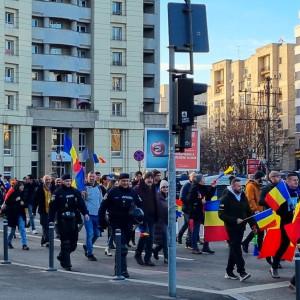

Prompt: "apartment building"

[208,43,295,170]
[295,13,300,169]
[0,0,160,179]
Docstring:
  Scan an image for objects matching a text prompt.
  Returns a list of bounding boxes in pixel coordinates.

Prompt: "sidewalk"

[0,264,234,300]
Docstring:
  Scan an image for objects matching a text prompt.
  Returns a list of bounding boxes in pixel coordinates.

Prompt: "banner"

[144,128,200,170]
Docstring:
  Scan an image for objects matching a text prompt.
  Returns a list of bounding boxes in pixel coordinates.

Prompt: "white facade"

[0,0,160,178]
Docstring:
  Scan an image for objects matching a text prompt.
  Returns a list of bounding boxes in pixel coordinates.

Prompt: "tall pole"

[168,45,177,298]
[265,77,271,174]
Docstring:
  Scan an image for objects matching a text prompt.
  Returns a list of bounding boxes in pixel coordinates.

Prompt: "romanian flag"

[204,197,228,242]
[253,208,277,230]
[285,202,300,244]
[72,167,85,192]
[64,135,81,172]
[92,153,99,164]
[265,180,289,211]
[99,156,106,164]
[176,199,183,218]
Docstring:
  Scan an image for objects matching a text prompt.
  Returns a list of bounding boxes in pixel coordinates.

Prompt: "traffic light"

[174,77,207,151]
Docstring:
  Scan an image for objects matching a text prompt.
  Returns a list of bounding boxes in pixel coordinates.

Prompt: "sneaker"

[239,272,251,282]
[144,260,155,266]
[202,248,215,254]
[8,243,14,249]
[22,245,30,251]
[87,254,97,261]
[192,249,202,255]
[241,243,248,253]
[134,254,144,265]
[83,245,87,257]
[105,247,112,256]
[32,229,38,235]
[270,268,280,279]
[122,271,130,278]
[177,237,182,244]
[225,272,238,280]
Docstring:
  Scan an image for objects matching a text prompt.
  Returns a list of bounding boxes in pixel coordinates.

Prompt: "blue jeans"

[191,220,201,250]
[27,204,36,231]
[84,215,100,256]
[8,216,28,246]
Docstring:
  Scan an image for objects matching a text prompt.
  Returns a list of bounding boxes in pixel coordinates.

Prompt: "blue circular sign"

[134,150,144,162]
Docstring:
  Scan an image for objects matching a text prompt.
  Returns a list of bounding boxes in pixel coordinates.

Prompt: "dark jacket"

[186,183,216,222]
[154,191,168,245]
[48,185,88,223]
[33,185,50,215]
[5,190,26,227]
[23,182,36,206]
[99,186,142,228]
[218,187,254,231]
[134,180,158,222]
[179,181,191,213]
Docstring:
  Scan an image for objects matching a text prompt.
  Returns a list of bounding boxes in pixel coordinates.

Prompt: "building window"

[78,0,88,7]
[112,1,122,15]
[50,47,62,55]
[32,44,43,54]
[144,1,155,14]
[5,12,14,25]
[51,128,65,152]
[5,40,14,56]
[78,49,88,58]
[111,129,122,157]
[112,77,122,91]
[3,166,12,179]
[3,125,12,155]
[143,25,155,38]
[112,52,122,66]
[32,127,39,151]
[50,20,62,29]
[5,67,14,82]
[297,124,300,133]
[31,161,38,179]
[112,26,122,40]
[77,24,88,33]
[5,94,14,110]
[79,129,86,152]
[112,102,122,116]
[52,162,66,178]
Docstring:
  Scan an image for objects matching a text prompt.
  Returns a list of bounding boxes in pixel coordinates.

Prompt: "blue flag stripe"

[253,208,273,222]
[205,200,220,212]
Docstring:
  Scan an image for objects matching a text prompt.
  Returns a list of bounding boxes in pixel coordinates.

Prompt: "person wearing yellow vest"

[33,175,52,247]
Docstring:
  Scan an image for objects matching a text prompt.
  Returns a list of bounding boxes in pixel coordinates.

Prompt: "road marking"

[0,229,194,261]
[128,267,168,275]
[222,281,290,294]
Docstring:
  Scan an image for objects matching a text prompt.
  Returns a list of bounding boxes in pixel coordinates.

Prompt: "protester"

[219,178,255,281]
[33,175,52,247]
[82,172,102,261]
[152,170,162,193]
[186,174,216,254]
[153,180,168,264]
[4,181,29,250]
[23,175,37,234]
[132,171,143,188]
[242,171,265,253]
[134,172,158,266]
[177,172,196,246]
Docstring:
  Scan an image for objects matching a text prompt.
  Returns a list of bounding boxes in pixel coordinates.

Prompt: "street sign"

[168,3,209,53]
[133,150,144,162]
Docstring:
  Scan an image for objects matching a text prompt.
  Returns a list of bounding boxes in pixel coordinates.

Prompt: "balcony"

[32,27,91,47]
[32,54,91,73]
[260,67,270,75]
[32,80,91,98]
[33,1,91,21]
[28,106,98,128]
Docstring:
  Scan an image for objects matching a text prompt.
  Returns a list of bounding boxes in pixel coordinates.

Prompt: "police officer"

[99,173,142,278]
[49,174,89,271]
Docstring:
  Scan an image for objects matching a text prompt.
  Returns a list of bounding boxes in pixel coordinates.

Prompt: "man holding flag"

[219,178,255,282]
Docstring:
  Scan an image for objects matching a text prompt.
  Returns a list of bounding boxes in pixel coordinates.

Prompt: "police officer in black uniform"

[99,173,142,278]
[48,174,89,271]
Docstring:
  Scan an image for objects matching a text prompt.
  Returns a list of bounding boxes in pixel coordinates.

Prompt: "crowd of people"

[0,169,298,289]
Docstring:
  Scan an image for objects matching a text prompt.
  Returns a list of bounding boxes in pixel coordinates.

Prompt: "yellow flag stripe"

[205,211,224,227]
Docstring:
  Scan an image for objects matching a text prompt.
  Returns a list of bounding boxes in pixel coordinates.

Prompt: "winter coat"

[33,185,50,215]
[153,192,168,245]
[245,180,263,212]
[186,183,216,222]
[5,190,26,227]
[134,180,158,222]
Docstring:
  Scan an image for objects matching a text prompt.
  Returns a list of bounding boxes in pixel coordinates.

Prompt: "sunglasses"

[161,186,168,188]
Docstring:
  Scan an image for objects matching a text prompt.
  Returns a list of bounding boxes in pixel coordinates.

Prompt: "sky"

[160,0,300,84]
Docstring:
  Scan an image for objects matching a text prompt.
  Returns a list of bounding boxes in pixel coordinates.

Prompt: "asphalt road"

[0,220,296,300]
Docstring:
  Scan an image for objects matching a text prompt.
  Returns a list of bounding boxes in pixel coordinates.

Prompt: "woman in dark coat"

[153,180,168,264]
[4,181,29,250]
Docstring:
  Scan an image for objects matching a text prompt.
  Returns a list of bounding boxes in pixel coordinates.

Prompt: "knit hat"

[160,180,169,189]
